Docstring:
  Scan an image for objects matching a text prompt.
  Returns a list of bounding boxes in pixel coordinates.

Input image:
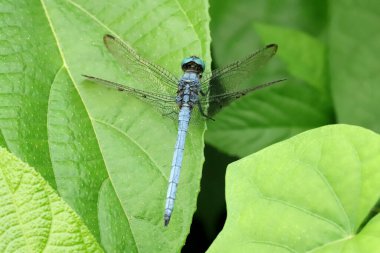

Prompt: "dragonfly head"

[181,56,205,76]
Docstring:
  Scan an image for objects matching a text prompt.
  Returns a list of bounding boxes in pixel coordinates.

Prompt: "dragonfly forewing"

[201,44,278,93]
[103,34,179,95]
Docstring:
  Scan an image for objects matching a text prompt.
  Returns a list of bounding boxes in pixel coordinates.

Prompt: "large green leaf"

[207,125,380,253]
[206,0,333,158]
[0,0,59,186]
[0,147,103,252]
[0,0,210,252]
[329,1,380,133]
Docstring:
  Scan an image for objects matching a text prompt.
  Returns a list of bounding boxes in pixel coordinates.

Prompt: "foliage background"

[184,0,380,252]
[0,0,379,252]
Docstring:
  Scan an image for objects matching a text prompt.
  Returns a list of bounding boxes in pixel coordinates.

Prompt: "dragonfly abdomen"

[164,105,192,226]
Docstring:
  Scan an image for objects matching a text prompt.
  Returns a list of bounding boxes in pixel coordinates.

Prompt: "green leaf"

[206,0,333,158]
[329,1,380,132]
[1,0,210,252]
[0,147,103,252]
[255,23,327,92]
[47,67,109,242]
[209,0,328,67]
[207,125,380,253]
[0,0,59,186]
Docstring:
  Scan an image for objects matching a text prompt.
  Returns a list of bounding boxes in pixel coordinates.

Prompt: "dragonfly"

[83,34,285,226]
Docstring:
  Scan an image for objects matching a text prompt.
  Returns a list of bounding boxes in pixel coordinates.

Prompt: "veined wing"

[83,75,179,119]
[202,44,278,93]
[200,44,283,116]
[201,79,285,116]
[103,34,179,95]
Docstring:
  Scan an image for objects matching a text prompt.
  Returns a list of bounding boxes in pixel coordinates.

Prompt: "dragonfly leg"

[197,101,215,121]
[200,89,207,96]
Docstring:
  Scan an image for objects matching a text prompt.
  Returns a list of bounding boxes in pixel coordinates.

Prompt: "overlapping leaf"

[207,125,380,253]
[0,147,103,252]
[0,0,211,252]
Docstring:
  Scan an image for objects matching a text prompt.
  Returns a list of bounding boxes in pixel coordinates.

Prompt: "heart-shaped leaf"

[207,124,380,252]
[0,147,103,252]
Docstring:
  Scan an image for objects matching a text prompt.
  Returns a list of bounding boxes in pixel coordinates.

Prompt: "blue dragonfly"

[83,34,285,226]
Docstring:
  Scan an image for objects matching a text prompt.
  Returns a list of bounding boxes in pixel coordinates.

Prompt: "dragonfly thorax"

[176,72,201,109]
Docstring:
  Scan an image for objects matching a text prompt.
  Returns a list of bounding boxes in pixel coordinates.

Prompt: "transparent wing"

[103,34,179,95]
[200,44,283,116]
[200,79,285,116]
[83,75,179,120]
[202,44,278,93]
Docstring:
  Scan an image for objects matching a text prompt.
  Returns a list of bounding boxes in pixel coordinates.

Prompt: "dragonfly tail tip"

[164,215,171,226]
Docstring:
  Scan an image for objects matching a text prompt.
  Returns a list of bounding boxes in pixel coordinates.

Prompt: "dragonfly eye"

[182,62,204,74]
[181,56,205,73]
